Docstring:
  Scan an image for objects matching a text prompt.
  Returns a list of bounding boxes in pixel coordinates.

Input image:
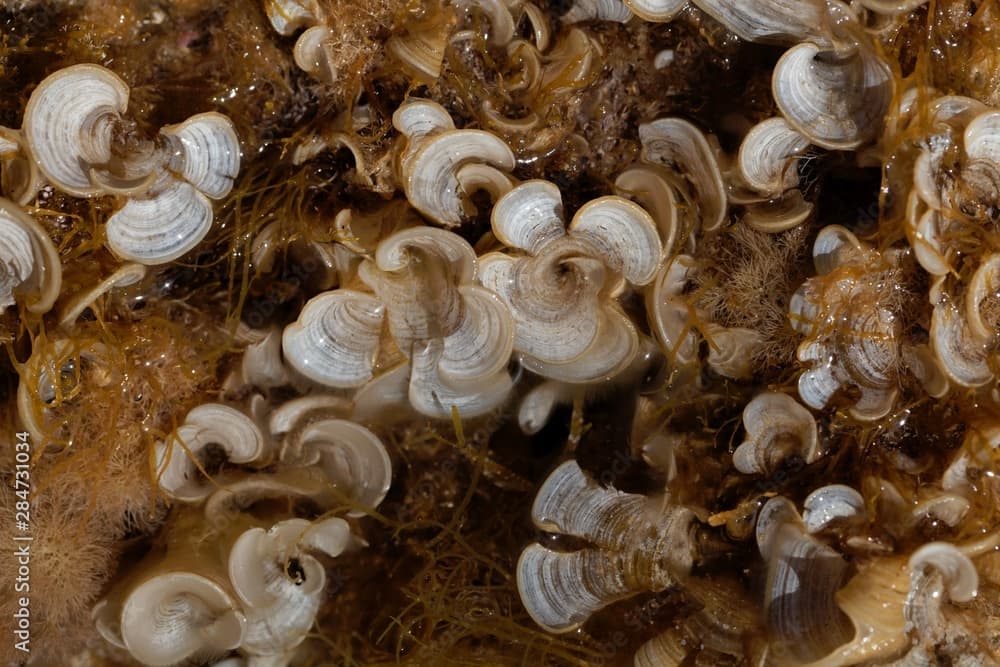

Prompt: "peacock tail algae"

[1,1,1000,666]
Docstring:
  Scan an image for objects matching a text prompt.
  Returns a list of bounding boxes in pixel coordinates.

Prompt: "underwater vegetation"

[2,0,1000,665]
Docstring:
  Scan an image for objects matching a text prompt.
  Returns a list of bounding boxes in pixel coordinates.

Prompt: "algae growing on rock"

[2,0,1000,665]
